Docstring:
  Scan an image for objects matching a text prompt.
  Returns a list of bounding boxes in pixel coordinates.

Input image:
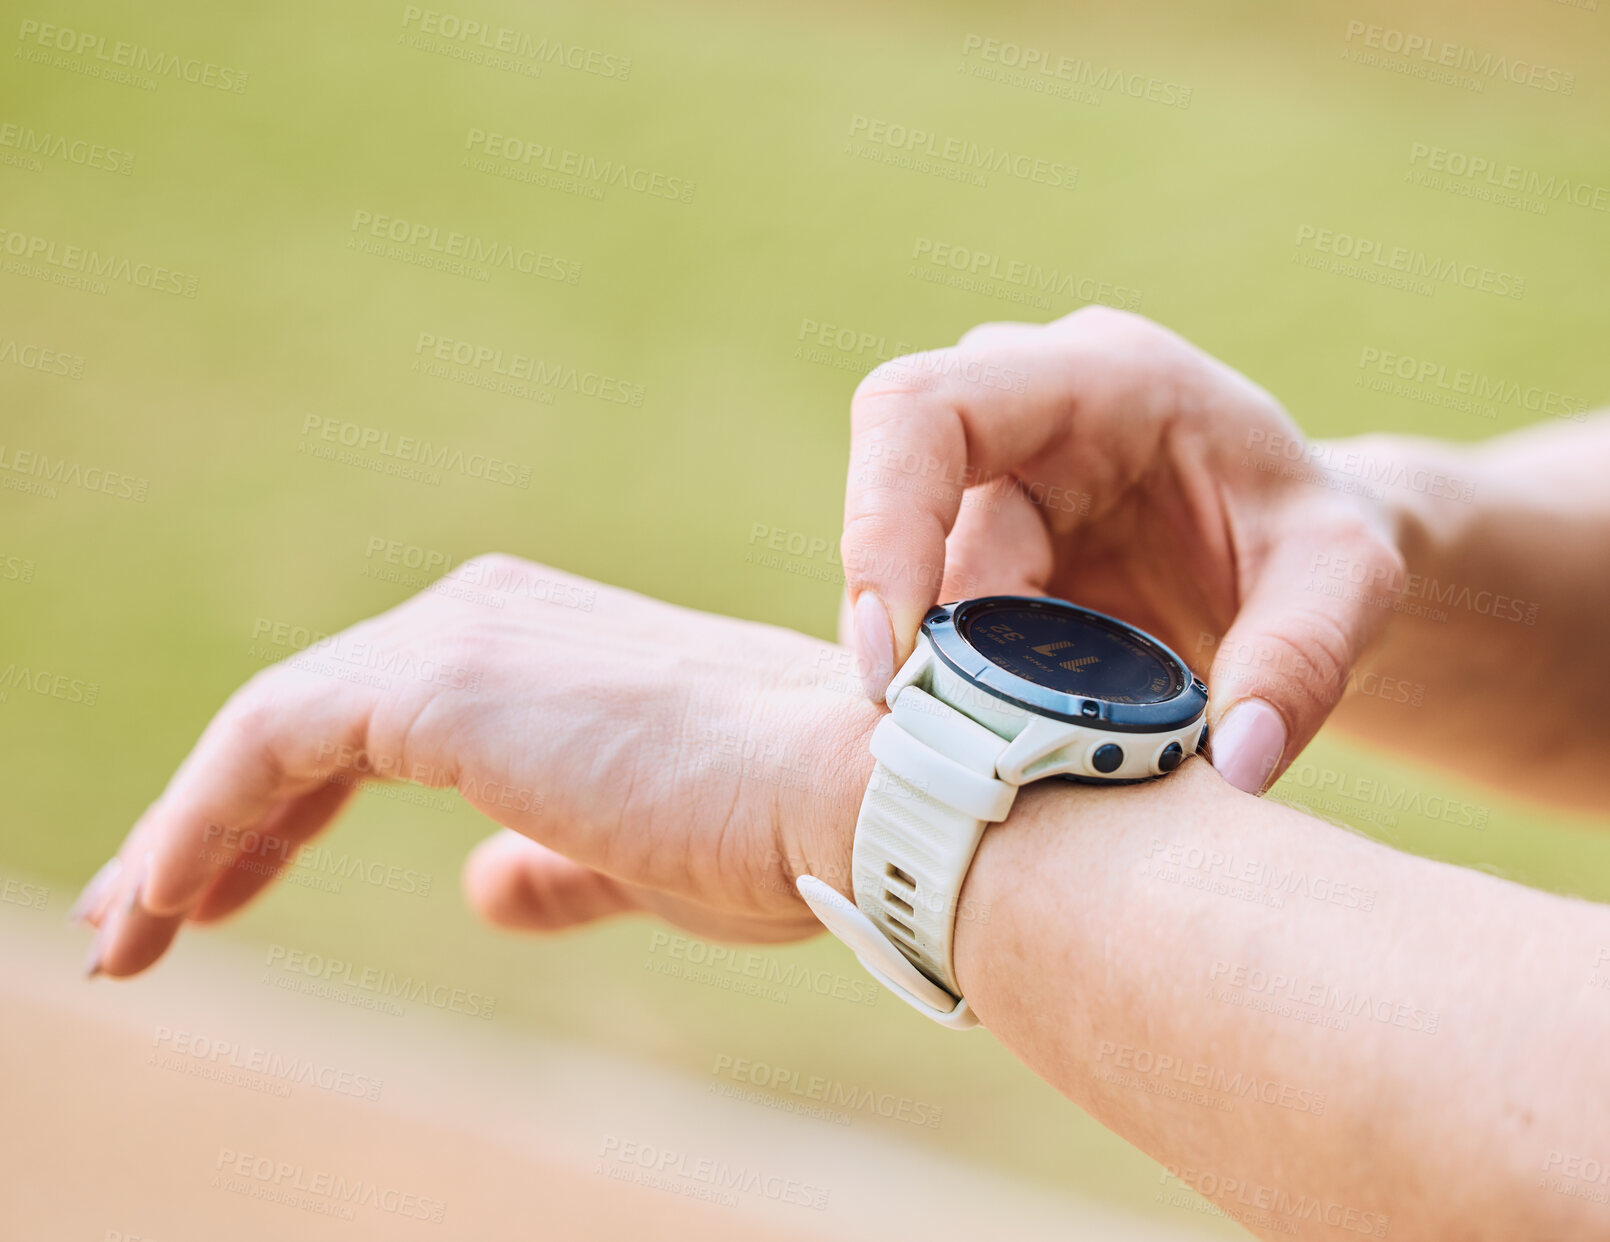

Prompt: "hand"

[840,307,1405,794]
[71,555,876,978]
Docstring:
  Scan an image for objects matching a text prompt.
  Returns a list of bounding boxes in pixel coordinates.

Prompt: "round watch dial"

[956,599,1183,704]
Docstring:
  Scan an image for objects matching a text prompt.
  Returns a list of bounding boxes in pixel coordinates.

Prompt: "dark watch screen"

[959,602,1181,704]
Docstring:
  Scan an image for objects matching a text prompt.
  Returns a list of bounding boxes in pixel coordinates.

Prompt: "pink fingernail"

[68,856,122,926]
[853,592,895,704]
[1211,699,1287,795]
[84,857,147,981]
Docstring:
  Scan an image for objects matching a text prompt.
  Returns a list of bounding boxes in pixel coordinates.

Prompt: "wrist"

[764,655,881,904]
[1316,431,1482,586]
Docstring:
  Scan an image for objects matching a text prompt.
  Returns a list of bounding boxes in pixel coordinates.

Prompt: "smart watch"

[798,596,1208,1029]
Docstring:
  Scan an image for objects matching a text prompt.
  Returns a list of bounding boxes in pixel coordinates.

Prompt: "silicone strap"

[794,876,977,1029]
[851,685,1015,1005]
[796,630,1201,1027]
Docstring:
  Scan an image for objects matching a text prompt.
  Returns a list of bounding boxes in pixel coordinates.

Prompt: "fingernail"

[84,857,148,981]
[68,856,122,925]
[1211,699,1286,795]
[853,592,895,703]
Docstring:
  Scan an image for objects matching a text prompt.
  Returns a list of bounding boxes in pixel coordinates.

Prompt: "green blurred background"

[3,0,1606,1232]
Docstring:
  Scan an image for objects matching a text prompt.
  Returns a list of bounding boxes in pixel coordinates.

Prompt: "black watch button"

[1091,743,1124,774]
[1158,741,1184,773]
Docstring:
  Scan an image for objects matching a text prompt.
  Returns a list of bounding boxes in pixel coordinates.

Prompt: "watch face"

[957,600,1183,704]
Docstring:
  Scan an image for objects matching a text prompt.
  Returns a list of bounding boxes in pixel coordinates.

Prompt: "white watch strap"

[852,758,987,996]
[812,681,1015,1026]
[797,631,1201,1027]
[794,876,977,1029]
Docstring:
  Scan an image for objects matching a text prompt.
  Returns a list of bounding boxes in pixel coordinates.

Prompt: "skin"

[838,307,1407,795]
[72,313,1610,1237]
[950,764,1610,1240]
[1324,421,1610,813]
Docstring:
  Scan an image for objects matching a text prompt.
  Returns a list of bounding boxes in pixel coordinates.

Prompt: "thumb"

[463,832,640,932]
[1208,526,1402,794]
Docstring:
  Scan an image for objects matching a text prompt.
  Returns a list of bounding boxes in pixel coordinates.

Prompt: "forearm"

[945,760,1610,1240]
[1324,417,1610,810]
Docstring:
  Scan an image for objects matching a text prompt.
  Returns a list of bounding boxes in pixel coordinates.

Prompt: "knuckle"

[428,627,493,683]
[1293,610,1354,696]
[1062,303,1136,332]
[1058,304,1165,350]
[1221,617,1353,713]
[1313,510,1408,593]
[1357,527,1407,582]
[956,320,1022,346]
[838,512,892,583]
[218,675,281,746]
[852,349,956,414]
[451,550,526,584]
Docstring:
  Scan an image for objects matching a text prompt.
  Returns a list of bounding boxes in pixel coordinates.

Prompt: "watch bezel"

[923,596,1208,734]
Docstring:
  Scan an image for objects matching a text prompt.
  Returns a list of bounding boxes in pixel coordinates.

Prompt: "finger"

[1208,510,1403,794]
[189,780,360,924]
[85,666,385,977]
[940,478,1057,602]
[463,832,823,943]
[140,671,380,918]
[841,308,1190,701]
[68,854,127,927]
[87,856,182,979]
[463,832,641,932]
[957,320,1042,349]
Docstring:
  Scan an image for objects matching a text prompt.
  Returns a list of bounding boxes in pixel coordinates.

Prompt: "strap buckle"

[795,875,979,1030]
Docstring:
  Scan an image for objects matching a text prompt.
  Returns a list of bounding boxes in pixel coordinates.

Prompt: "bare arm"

[1326,415,1610,813]
[796,758,1610,1240]
[77,554,1609,1238]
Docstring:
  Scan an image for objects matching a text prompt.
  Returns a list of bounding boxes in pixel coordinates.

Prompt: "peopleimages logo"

[0,225,198,297]
[14,18,250,93]
[1341,21,1574,94]
[1293,225,1524,300]
[711,1053,945,1128]
[646,929,879,1005]
[910,237,1143,310]
[958,34,1193,108]
[463,129,692,202]
[1208,960,1440,1035]
[0,444,148,502]
[1408,144,1609,213]
[264,944,497,1018]
[0,334,85,379]
[348,209,582,284]
[0,121,134,173]
[1356,345,1589,423]
[400,6,631,80]
[1161,1164,1389,1237]
[298,415,533,489]
[1095,1041,1327,1116]
[414,332,646,406]
[596,1136,830,1210]
[847,115,1077,190]
[153,1026,384,1101]
[213,1147,445,1221]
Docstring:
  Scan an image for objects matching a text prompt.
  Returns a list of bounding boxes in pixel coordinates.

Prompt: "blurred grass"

[2,0,1606,1232]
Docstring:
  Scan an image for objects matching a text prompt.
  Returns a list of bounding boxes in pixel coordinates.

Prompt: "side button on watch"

[799,595,1209,1028]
